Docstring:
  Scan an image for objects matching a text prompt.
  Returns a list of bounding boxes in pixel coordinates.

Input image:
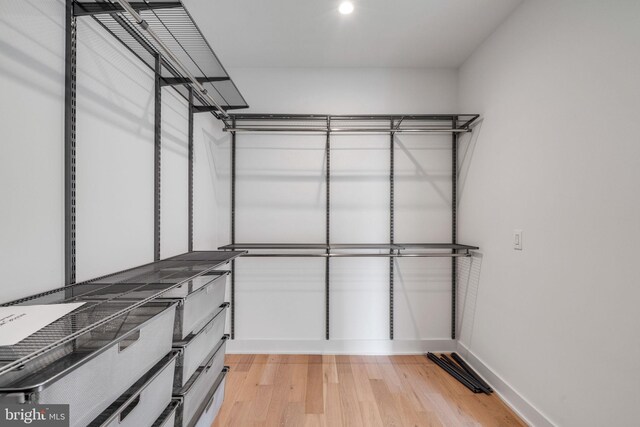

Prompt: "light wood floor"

[212,354,526,427]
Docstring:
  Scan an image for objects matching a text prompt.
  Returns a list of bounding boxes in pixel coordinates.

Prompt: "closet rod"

[239,253,472,258]
[223,128,470,133]
[113,0,230,119]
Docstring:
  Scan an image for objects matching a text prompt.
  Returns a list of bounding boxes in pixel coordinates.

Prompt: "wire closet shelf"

[219,243,479,258]
[223,114,480,134]
[0,252,244,378]
[73,0,248,121]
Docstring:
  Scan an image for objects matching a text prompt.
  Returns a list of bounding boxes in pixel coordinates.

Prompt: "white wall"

[0,0,65,302]
[75,17,155,281]
[193,113,228,251]
[0,0,220,299]
[225,68,459,352]
[160,88,189,259]
[457,1,640,426]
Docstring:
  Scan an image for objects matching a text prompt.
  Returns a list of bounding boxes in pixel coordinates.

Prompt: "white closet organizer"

[0,251,244,427]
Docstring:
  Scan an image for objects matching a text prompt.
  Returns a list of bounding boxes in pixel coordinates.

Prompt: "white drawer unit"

[192,368,228,427]
[173,303,229,388]
[28,269,230,342]
[159,271,229,340]
[174,339,228,427]
[82,271,230,341]
[152,400,181,427]
[0,302,177,427]
[89,351,178,427]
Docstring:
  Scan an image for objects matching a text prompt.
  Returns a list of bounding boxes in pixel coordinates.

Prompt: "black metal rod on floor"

[451,352,493,393]
[427,353,480,393]
[440,354,492,395]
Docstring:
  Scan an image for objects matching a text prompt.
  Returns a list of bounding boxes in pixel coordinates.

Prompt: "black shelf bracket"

[74,2,181,17]
[193,105,248,113]
[161,76,230,87]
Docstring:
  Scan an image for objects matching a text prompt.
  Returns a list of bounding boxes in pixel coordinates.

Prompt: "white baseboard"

[456,342,555,427]
[226,339,456,355]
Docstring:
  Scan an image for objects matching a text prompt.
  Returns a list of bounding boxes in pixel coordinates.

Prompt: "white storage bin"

[174,339,228,427]
[161,272,229,340]
[0,302,176,427]
[152,400,180,427]
[193,368,228,427]
[173,303,228,387]
[89,351,178,427]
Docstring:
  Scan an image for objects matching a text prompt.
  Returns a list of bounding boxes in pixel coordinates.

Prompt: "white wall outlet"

[514,229,523,250]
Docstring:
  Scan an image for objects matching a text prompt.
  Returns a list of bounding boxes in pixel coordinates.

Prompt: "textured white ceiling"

[183,0,523,68]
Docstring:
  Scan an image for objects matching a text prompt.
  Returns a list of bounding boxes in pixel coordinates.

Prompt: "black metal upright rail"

[451,116,458,339]
[154,54,162,261]
[230,118,237,340]
[64,0,77,286]
[389,119,395,340]
[325,117,331,340]
[188,88,194,252]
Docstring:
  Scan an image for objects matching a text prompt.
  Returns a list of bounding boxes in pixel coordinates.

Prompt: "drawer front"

[192,372,227,427]
[151,400,180,427]
[176,341,227,427]
[37,305,176,427]
[175,305,227,387]
[99,355,176,427]
[175,275,226,339]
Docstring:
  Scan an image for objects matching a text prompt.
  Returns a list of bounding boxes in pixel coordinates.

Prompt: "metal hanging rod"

[240,253,472,258]
[113,0,230,119]
[223,127,471,134]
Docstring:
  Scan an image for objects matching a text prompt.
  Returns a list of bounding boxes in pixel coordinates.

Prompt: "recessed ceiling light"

[339,1,354,15]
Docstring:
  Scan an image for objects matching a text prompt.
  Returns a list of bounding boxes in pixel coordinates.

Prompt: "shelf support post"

[154,54,162,261]
[451,116,459,339]
[231,118,237,340]
[188,88,194,252]
[325,117,331,340]
[64,0,77,285]
[390,119,395,340]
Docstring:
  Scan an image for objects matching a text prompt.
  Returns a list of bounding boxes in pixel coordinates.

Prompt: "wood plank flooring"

[211,354,526,427]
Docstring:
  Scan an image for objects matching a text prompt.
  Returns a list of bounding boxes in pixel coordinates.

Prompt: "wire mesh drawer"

[152,400,180,427]
[192,368,228,427]
[89,351,178,427]
[0,302,176,427]
[173,303,228,388]
[162,272,228,340]
[174,339,227,427]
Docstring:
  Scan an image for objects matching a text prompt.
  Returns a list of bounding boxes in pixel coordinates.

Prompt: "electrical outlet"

[514,229,523,250]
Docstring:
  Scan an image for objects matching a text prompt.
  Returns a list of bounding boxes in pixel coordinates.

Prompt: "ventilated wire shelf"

[75,0,248,113]
[0,252,242,378]
[223,114,480,134]
[218,243,478,257]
